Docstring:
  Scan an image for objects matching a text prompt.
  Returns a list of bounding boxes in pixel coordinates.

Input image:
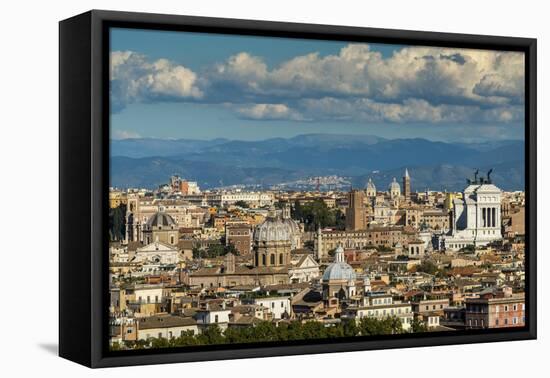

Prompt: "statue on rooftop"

[487,168,493,183]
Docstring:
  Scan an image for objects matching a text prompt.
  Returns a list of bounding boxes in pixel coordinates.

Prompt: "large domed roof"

[388,177,401,192]
[254,212,292,243]
[322,246,356,282]
[146,212,176,228]
[282,217,301,233]
[366,178,376,192]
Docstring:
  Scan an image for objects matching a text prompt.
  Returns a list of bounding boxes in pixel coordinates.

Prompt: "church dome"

[366,178,376,194]
[322,246,356,282]
[388,178,401,192]
[146,212,176,229]
[254,213,292,243]
[282,217,301,234]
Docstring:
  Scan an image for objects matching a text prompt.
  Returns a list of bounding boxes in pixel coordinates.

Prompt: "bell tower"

[403,168,411,201]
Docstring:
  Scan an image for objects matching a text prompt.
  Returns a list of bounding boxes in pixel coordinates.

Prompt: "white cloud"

[213,44,524,105]
[237,103,305,121]
[110,51,203,111]
[111,45,525,125]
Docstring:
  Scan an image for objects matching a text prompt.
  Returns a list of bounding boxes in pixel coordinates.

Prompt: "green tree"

[416,260,439,276]
[411,318,428,333]
[109,204,126,241]
[139,317,412,350]
[358,316,403,335]
[234,200,249,208]
[197,325,225,345]
[459,244,475,253]
[293,199,344,231]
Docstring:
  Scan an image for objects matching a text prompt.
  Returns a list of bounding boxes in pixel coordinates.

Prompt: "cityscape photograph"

[108,28,526,351]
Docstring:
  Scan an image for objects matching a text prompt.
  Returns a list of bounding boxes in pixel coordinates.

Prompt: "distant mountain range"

[110,134,525,191]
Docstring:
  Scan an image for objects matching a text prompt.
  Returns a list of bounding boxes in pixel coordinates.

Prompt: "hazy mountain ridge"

[110,134,525,191]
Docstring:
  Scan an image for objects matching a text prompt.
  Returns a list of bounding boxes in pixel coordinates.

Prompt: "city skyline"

[108,28,527,352]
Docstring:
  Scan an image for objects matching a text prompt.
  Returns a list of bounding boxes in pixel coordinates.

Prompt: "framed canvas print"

[59,10,537,368]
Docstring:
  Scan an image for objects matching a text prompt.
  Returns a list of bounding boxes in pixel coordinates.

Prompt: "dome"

[322,263,357,282]
[146,212,176,229]
[282,217,301,234]
[253,213,292,243]
[366,178,376,192]
[322,246,356,282]
[388,177,401,192]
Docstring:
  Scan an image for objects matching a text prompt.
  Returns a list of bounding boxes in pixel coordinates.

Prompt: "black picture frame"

[59,9,537,368]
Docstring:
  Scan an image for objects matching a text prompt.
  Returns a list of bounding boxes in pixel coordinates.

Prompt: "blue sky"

[110,27,525,142]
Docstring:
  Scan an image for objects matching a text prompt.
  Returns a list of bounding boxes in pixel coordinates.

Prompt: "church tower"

[403,168,411,201]
[345,189,366,231]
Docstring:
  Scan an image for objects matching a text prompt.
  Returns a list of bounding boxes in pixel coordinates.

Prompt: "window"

[270,254,275,265]
[495,319,499,326]
[513,304,518,311]
[215,315,219,323]
[158,333,162,338]
[513,317,518,324]
[504,318,508,325]
[504,305,509,312]
[168,331,173,338]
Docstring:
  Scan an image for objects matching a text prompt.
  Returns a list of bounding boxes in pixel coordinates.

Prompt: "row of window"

[256,253,285,265]
[363,307,411,317]
[145,330,196,339]
[372,298,392,305]
[495,303,524,312]
[424,304,445,311]
[137,295,159,304]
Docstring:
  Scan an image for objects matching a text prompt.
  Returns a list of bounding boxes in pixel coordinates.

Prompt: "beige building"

[126,195,203,242]
[190,212,297,288]
[343,294,414,330]
[142,212,179,246]
[137,315,199,340]
[188,251,289,289]
[315,226,415,259]
[134,241,180,265]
